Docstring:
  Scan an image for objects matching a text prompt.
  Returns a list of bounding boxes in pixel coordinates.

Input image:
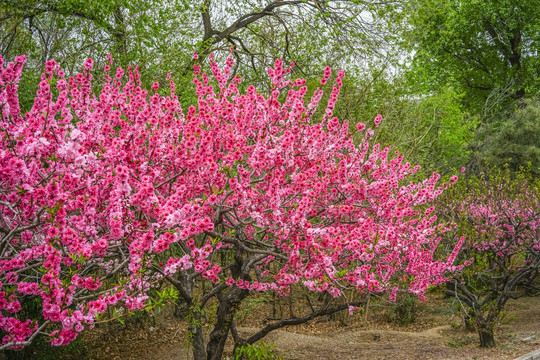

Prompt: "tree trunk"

[205,302,234,360]
[463,313,474,331]
[206,288,249,360]
[478,329,496,348]
[188,308,207,360]
[113,0,129,68]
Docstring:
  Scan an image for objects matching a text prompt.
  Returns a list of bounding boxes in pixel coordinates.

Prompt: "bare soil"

[53,293,540,360]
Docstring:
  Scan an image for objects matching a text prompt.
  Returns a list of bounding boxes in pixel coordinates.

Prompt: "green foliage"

[185,303,203,340]
[146,285,180,316]
[472,97,540,176]
[405,0,540,111]
[333,71,476,174]
[234,340,282,360]
[0,0,199,82]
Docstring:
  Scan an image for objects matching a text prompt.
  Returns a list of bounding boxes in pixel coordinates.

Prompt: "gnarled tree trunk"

[206,287,249,360]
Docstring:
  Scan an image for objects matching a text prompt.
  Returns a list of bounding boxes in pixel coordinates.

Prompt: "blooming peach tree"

[439,170,540,347]
[0,53,464,359]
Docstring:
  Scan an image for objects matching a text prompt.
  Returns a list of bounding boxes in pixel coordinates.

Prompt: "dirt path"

[232,325,507,360]
[236,326,454,359]
[50,294,540,360]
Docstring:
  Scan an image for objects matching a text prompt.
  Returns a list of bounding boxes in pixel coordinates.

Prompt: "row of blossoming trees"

[0,51,537,359]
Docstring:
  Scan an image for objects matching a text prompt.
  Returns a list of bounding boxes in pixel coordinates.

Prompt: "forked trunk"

[189,309,207,360]
[205,303,234,360]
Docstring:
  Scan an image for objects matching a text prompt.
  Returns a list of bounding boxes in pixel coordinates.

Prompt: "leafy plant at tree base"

[234,340,281,360]
[0,52,464,359]
[389,293,417,326]
[438,168,540,347]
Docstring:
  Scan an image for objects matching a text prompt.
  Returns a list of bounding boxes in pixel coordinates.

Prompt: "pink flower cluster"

[448,186,540,266]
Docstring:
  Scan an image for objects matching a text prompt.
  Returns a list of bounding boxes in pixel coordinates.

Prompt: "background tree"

[470,97,540,176]
[438,168,540,347]
[406,0,540,111]
[0,1,406,84]
[404,0,540,175]
[334,75,477,175]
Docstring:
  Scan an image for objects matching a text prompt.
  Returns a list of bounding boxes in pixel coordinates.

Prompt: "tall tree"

[0,0,198,71]
[0,1,405,77]
[406,0,540,112]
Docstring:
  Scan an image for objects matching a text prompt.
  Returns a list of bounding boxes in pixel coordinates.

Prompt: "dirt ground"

[51,293,540,360]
